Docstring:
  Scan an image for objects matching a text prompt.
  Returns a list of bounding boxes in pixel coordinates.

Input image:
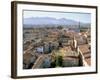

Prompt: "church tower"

[72,36,77,50]
[78,21,81,32]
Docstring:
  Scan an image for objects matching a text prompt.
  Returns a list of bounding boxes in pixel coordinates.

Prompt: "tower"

[78,21,81,32]
[73,36,77,50]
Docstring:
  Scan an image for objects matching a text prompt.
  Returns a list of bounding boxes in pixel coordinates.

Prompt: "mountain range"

[24,17,89,25]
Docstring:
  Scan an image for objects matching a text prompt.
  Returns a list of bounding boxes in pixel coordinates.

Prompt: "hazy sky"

[23,10,91,23]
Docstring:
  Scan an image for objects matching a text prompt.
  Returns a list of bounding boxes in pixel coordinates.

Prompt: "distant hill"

[23,17,90,28]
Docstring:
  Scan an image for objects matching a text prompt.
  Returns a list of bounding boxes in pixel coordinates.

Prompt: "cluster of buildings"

[23,26,91,69]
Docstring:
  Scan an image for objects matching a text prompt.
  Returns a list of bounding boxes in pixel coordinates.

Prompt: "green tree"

[57,26,63,30]
[56,55,63,67]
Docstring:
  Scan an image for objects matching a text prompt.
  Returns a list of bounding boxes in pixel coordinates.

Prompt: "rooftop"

[79,44,91,65]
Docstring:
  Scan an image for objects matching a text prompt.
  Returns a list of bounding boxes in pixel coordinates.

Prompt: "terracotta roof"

[23,52,33,64]
[32,55,44,68]
[79,44,90,54]
[85,58,91,65]
[79,44,91,66]
[63,56,79,59]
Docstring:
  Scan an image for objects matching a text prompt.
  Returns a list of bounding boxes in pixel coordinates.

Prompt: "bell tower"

[73,36,77,50]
